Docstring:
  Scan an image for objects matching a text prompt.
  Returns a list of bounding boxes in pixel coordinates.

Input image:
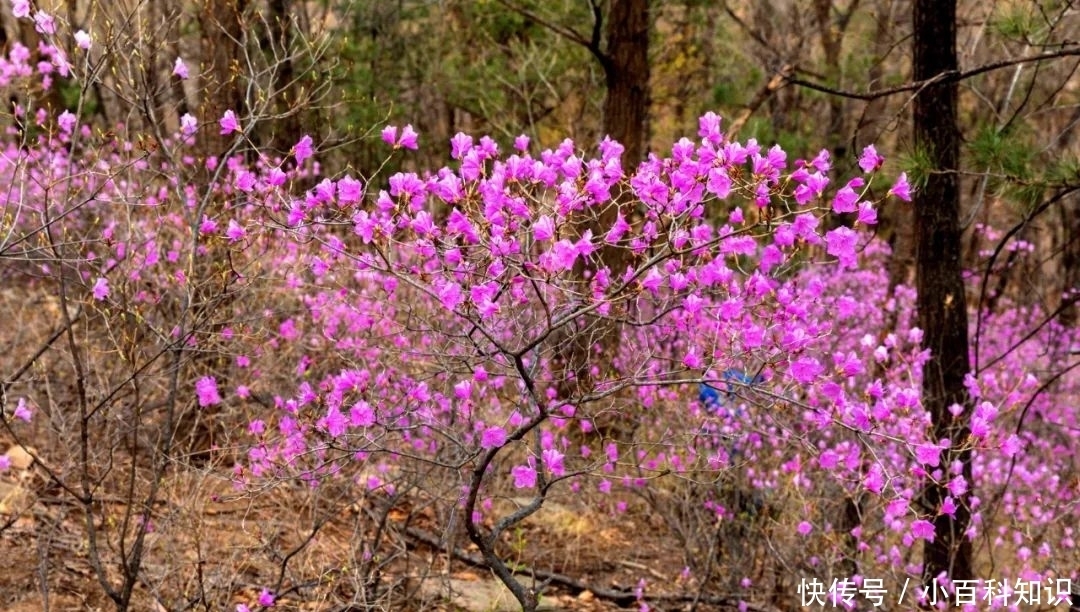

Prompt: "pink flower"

[605,213,630,244]
[511,464,537,488]
[293,134,314,165]
[1001,434,1023,457]
[399,124,418,150]
[257,589,275,607]
[797,521,813,535]
[825,226,859,268]
[11,0,29,19]
[858,144,884,173]
[92,277,110,300]
[864,464,884,494]
[454,380,471,399]
[57,110,76,133]
[543,449,565,476]
[195,376,222,407]
[682,347,702,370]
[789,357,823,384]
[889,172,912,201]
[941,497,957,518]
[349,401,375,428]
[74,30,91,50]
[225,220,246,242]
[915,444,940,467]
[832,186,858,213]
[33,11,55,35]
[219,110,239,135]
[172,57,189,79]
[382,124,419,149]
[319,406,347,438]
[857,201,877,225]
[0,455,9,471]
[234,171,256,193]
[437,280,463,311]
[381,125,397,146]
[180,113,197,137]
[480,426,507,449]
[13,397,33,422]
[910,519,935,542]
[533,215,555,242]
[698,111,723,145]
[337,176,363,204]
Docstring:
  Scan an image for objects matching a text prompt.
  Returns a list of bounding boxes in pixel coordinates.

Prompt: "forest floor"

[0,445,742,612]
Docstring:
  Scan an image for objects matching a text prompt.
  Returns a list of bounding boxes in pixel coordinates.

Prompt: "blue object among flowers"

[697,368,764,413]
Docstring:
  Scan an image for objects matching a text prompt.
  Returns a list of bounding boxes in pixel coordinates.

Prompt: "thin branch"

[787,46,1080,100]
[493,0,594,51]
[727,66,791,139]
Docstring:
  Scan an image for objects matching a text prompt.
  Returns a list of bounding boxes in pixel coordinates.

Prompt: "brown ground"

[0,446,742,612]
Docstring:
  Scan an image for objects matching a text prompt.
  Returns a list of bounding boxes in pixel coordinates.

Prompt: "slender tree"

[911,0,974,585]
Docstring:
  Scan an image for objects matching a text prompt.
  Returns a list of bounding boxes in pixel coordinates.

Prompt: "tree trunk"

[197,0,249,157]
[912,0,974,585]
[602,0,649,166]
[1063,198,1080,326]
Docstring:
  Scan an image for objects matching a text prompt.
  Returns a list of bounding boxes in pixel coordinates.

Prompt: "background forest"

[1,1,1079,611]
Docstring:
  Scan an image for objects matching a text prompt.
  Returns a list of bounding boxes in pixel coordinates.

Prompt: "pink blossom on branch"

[219,109,239,135]
[257,589,275,607]
[11,0,29,19]
[172,57,189,79]
[480,426,507,449]
[92,277,110,300]
[381,124,419,150]
[33,11,55,35]
[511,464,537,489]
[195,376,221,407]
[889,172,913,201]
[858,144,884,173]
[292,134,314,165]
[13,398,33,422]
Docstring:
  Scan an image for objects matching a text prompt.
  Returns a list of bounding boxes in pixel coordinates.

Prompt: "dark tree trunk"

[912,0,974,585]
[198,0,249,157]
[556,0,650,420]
[1064,199,1080,326]
[588,0,649,276]
[601,0,649,166]
[262,0,300,148]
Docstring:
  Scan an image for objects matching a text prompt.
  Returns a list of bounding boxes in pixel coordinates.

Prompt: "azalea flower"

[172,57,189,79]
[858,144,884,173]
[195,376,222,407]
[889,172,912,201]
[219,110,239,135]
[293,134,313,165]
[92,277,110,300]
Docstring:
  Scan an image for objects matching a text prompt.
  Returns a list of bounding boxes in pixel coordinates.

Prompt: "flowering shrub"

[0,5,1076,611]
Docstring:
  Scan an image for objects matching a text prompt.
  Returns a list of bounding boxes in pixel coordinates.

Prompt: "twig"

[786,47,1080,101]
[727,67,791,139]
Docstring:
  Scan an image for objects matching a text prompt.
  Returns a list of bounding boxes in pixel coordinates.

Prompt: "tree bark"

[601,0,650,166]
[912,0,974,586]
[197,0,249,157]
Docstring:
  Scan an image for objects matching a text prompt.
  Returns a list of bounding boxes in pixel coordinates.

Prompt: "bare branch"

[787,46,1080,100]
[493,0,593,51]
